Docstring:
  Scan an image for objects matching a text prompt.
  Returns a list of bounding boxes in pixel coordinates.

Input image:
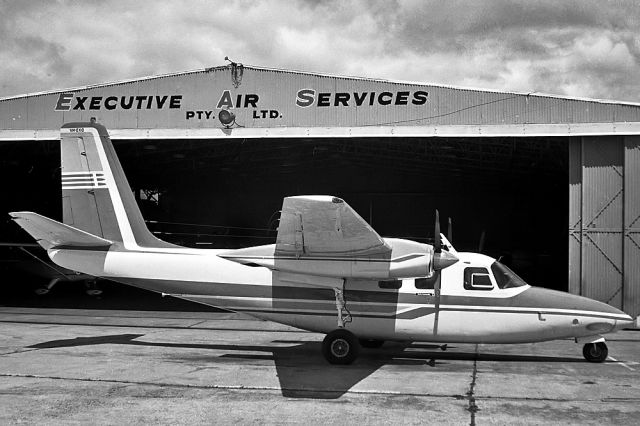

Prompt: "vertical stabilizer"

[60,122,176,249]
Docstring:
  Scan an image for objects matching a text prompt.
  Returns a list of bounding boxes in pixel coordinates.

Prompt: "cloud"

[0,0,638,102]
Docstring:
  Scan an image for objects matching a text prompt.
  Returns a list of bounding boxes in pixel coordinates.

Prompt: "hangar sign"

[53,88,428,114]
[3,66,443,130]
[295,89,429,107]
[55,93,183,111]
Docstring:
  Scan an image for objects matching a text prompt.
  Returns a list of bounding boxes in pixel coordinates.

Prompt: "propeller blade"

[434,210,441,253]
[433,270,441,335]
[447,217,452,244]
[478,229,486,253]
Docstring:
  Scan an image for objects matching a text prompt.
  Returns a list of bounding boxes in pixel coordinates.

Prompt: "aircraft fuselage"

[49,245,631,345]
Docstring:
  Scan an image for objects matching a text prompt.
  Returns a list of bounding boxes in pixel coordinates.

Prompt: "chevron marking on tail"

[61,171,107,189]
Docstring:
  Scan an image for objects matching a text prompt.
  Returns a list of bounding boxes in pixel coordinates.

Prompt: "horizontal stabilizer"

[9,211,113,251]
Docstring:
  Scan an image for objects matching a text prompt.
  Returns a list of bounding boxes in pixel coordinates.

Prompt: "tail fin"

[60,122,175,249]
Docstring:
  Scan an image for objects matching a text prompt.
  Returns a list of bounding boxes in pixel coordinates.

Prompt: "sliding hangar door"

[569,136,640,317]
[0,64,638,316]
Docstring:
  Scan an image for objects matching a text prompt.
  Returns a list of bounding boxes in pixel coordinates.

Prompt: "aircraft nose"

[566,292,635,332]
[522,287,633,329]
[611,309,635,331]
[563,291,633,325]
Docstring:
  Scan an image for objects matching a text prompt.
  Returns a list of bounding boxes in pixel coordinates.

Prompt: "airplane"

[10,121,637,365]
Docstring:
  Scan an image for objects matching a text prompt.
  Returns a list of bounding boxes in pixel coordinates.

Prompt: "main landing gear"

[583,342,608,363]
[321,284,389,364]
[323,329,360,365]
[322,285,360,365]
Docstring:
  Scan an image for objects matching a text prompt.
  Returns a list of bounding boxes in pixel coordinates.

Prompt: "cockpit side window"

[464,267,493,290]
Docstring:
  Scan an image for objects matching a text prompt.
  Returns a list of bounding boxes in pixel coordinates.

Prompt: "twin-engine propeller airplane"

[10,122,636,365]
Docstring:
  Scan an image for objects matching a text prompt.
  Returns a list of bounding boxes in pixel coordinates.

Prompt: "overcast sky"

[1,0,639,102]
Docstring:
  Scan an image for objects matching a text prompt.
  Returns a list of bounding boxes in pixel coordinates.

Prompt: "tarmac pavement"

[0,307,639,425]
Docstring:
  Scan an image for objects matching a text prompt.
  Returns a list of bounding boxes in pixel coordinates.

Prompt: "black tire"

[322,329,360,365]
[582,342,608,363]
[359,339,385,349]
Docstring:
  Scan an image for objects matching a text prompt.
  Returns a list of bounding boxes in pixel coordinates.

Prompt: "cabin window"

[378,280,402,289]
[464,267,493,290]
[415,275,438,289]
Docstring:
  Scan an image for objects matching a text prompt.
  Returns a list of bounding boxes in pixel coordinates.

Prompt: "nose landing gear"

[582,342,608,363]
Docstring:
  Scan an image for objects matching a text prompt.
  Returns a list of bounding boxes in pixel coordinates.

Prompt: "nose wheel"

[322,329,360,364]
[582,342,608,363]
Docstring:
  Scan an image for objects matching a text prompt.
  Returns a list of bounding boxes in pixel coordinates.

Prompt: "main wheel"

[322,329,360,365]
[582,342,608,363]
[359,339,384,349]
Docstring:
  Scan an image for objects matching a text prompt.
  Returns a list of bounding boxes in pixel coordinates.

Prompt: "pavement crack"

[0,348,42,356]
[465,344,479,426]
[0,373,475,399]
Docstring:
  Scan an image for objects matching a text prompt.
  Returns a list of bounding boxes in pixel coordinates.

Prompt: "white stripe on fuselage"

[147,292,630,321]
[440,304,631,320]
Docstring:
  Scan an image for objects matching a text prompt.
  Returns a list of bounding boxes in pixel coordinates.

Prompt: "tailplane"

[10,211,112,251]
[59,122,175,249]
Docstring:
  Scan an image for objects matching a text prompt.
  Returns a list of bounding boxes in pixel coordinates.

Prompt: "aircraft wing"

[219,196,436,280]
[10,212,113,251]
[275,196,390,257]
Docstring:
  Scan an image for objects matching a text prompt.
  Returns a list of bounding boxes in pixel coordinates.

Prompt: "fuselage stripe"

[166,293,628,321]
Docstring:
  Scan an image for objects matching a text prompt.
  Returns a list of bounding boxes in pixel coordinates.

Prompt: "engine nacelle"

[218,238,458,280]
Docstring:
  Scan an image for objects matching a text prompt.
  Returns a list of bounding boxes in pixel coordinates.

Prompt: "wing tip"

[286,195,342,203]
[9,211,36,221]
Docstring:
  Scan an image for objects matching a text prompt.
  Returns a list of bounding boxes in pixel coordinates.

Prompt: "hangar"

[1,63,639,317]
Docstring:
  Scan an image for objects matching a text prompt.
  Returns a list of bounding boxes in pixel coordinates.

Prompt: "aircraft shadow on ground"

[28,334,584,399]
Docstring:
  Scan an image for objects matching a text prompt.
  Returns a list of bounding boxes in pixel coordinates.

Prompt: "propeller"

[432,209,458,271]
[431,210,451,337]
[428,211,459,337]
[478,229,486,253]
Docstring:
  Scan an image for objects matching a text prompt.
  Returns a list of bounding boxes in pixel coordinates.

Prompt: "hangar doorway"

[116,135,569,290]
[0,135,568,302]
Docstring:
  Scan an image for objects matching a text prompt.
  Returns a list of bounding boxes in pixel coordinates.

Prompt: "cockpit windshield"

[490,261,528,289]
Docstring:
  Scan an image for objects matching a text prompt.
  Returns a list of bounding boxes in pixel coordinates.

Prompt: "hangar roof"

[1,64,640,140]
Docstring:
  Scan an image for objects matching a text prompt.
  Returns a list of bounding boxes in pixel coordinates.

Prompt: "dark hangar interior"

[1,134,568,303]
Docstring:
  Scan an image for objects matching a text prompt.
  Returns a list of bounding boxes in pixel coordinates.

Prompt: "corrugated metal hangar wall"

[1,64,639,316]
[569,136,640,316]
[2,63,640,135]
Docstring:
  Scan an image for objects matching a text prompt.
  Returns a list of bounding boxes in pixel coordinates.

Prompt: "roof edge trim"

[3,122,640,141]
[1,63,639,108]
